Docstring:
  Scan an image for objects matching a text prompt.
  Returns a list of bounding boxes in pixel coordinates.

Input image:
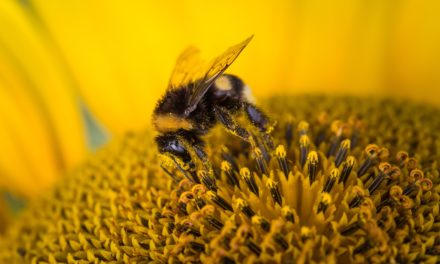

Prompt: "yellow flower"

[28,0,440,137]
[0,96,438,263]
[0,0,87,197]
[0,0,439,236]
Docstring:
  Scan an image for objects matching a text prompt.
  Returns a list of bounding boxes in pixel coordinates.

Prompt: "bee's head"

[155,133,192,165]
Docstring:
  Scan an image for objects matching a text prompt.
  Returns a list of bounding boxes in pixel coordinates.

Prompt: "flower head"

[1,0,440,211]
[0,96,439,263]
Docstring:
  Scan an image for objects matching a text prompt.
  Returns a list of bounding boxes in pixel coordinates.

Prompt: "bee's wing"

[168,46,205,90]
[184,35,254,116]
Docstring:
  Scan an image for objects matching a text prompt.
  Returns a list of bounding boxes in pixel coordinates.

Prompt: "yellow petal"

[0,86,59,196]
[29,0,191,134]
[29,0,440,138]
[28,0,297,135]
[0,0,87,196]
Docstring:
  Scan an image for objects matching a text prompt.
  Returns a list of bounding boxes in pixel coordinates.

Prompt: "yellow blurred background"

[0,0,439,211]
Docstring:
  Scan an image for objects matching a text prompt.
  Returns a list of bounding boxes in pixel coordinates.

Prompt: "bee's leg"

[242,102,275,149]
[192,143,208,163]
[177,133,213,173]
[169,155,199,183]
[191,142,213,173]
[213,106,251,142]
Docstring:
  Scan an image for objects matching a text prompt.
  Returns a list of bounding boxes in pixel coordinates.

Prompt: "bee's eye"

[171,141,186,154]
[156,135,192,163]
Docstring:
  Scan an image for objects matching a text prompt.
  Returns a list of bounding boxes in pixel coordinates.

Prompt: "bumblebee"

[153,36,273,172]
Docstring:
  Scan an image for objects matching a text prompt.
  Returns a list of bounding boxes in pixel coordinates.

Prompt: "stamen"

[189,241,205,252]
[340,218,365,236]
[334,139,351,167]
[362,171,375,185]
[398,195,413,209]
[396,151,409,168]
[299,135,310,167]
[273,233,288,250]
[327,121,344,157]
[168,222,176,234]
[199,171,218,192]
[178,202,188,215]
[377,185,400,212]
[348,187,365,208]
[339,156,356,185]
[367,162,390,195]
[349,196,362,208]
[375,200,391,213]
[221,161,239,187]
[251,216,271,232]
[323,168,339,193]
[394,215,408,228]
[246,240,262,256]
[179,191,194,204]
[205,215,224,230]
[192,184,207,195]
[357,144,379,177]
[281,206,295,223]
[177,220,201,236]
[297,121,309,136]
[234,198,256,218]
[266,179,282,206]
[275,145,289,178]
[406,156,418,169]
[389,185,403,199]
[300,227,312,241]
[307,151,319,183]
[317,193,332,214]
[402,184,419,197]
[222,256,236,264]
[376,207,392,228]
[206,191,233,211]
[417,178,433,191]
[221,147,240,173]
[376,185,404,211]
[255,136,271,162]
[240,168,259,196]
[195,198,206,210]
[253,147,268,175]
[408,169,424,184]
[378,147,389,161]
[385,166,401,185]
[353,240,372,255]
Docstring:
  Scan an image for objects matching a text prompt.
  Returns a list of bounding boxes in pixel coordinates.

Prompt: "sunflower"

[0,96,439,263]
[1,0,439,198]
[0,0,439,262]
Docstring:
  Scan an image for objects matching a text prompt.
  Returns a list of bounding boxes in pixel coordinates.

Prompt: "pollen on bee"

[153,114,193,133]
[242,85,256,103]
[214,75,233,91]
